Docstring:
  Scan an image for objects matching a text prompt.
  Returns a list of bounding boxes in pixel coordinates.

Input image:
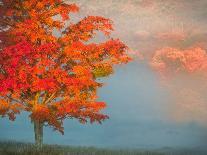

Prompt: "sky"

[70,0,207,55]
[1,0,207,150]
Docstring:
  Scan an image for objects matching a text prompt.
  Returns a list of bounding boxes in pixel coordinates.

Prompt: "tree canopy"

[0,0,131,134]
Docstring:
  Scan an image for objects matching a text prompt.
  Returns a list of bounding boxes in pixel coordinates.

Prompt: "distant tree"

[150,47,207,124]
[151,47,207,77]
[0,0,131,148]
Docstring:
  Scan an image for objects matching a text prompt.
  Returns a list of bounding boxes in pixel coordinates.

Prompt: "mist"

[1,0,207,150]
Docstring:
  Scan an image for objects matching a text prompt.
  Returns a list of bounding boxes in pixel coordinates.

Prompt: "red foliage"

[151,47,207,77]
[0,0,131,133]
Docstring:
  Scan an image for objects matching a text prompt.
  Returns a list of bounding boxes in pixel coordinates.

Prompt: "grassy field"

[0,141,206,155]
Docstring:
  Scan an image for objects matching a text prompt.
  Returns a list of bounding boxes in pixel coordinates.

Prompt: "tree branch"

[43,92,56,105]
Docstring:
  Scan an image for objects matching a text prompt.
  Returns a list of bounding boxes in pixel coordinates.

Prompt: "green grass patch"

[0,141,206,155]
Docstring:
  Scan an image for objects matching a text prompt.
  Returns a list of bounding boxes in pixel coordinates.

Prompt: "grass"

[0,141,206,155]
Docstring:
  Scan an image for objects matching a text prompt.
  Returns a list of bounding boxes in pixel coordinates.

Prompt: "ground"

[0,141,206,155]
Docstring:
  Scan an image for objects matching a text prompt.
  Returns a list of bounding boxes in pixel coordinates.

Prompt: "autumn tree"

[151,47,207,77]
[0,0,131,148]
[150,46,207,124]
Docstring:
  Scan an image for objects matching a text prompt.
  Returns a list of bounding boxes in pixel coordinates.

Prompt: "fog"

[1,0,207,150]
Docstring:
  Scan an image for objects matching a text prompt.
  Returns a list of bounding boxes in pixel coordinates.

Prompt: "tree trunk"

[34,120,43,149]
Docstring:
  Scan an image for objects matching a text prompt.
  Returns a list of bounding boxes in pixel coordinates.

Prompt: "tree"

[0,0,131,149]
[151,47,207,77]
[150,46,207,124]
